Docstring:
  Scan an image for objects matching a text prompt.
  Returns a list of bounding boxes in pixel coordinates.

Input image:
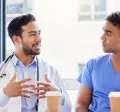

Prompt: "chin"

[33,49,40,55]
[34,52,40,55]
[103,49,111,53]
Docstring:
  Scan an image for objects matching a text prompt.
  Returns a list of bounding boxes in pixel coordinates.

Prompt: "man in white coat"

[0,13,72,112]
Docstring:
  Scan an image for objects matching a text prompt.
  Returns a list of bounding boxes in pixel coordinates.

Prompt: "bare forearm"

[75,104,88,112]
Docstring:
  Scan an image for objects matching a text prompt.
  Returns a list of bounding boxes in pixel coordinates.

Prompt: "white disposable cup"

[45,91,61,112]
[109,92,120,112]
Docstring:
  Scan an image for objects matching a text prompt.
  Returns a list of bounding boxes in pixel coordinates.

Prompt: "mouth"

[33,43,40,49]
[102,43,106,48]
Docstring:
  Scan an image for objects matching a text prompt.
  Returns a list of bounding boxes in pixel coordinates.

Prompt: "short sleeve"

[77,59,96,91]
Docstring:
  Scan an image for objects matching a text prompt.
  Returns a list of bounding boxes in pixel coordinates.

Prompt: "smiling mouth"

[33,42,40,46]
[33,44,40,49]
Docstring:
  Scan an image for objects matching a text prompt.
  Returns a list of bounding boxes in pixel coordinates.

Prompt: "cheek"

[109,41,116,46]
[106,37,113,44]
[22,40,32,48]
[24,39,33,45]
[115,40,120,47]
[108,40,120,49]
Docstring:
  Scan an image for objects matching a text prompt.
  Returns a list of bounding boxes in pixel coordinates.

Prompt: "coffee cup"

[45,91,61,112]
[109,92,120,112]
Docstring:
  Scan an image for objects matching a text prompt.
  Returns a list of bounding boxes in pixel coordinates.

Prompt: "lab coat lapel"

[0,60,15,89]
[36,59,47,111]
[35,58,46,82]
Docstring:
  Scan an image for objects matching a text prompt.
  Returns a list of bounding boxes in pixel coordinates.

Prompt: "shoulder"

[0,61,4,66]
[38,58,62,81]
[38,58,60,76]
[85,54,110,71]
[88,54,110,65]
[39,59,57,71]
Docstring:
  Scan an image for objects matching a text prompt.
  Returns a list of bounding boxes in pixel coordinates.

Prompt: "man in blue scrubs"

[75,11,120,112]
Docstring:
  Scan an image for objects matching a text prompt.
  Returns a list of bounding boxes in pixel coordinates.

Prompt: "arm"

[54,72,72,112]
[0,89,10,106]
[75,84,92,112]
[76,59,95,112]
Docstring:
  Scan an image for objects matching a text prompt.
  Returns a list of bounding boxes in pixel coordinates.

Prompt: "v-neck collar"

[109,54,120,75]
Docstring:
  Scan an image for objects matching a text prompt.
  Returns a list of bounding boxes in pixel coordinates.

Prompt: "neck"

[14,50,35,66]
[112,53,120,64]
[111,53,120,73]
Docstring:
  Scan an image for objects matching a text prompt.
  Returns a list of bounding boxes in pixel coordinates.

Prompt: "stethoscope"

[0,53,40,111]
[0,53,14,78]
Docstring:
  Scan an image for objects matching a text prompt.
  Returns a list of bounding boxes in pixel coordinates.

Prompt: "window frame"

[0,0,6,62]
[78,0,107,21]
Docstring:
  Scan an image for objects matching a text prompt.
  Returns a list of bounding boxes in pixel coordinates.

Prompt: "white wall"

[33,0,118,78]
[107,0,120,13]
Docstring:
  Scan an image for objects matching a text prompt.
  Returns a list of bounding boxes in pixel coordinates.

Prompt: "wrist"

[3,87,10,97]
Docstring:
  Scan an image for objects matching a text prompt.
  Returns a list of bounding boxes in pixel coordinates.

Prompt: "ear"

[12,35,21,44]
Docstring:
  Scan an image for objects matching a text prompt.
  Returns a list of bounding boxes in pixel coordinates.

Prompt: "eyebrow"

[102,28,112,33]
[28,30,41,33]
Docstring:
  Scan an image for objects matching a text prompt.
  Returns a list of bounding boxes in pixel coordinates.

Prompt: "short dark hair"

[106,11,120,27]
[7,13,36,42]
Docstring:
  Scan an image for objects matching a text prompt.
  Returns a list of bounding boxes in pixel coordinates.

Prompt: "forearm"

[75,104,88,112]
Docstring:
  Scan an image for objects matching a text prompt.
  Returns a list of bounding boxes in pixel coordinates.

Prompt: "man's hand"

[34,74,60,99]
[3,73,36,98]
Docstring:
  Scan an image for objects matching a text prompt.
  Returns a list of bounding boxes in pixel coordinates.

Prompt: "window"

[78,0,107,21]
[7,0,32,14]
[78,63,85,73]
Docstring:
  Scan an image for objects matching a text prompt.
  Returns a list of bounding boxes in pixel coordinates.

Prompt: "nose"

[100,33,105,41]
[35,33,41,42]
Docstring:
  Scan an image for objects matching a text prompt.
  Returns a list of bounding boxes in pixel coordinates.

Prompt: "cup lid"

[45,91,62,96]
[109,92,120,97]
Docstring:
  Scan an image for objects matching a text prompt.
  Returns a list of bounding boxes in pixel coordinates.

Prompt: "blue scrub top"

[77,54,120,112]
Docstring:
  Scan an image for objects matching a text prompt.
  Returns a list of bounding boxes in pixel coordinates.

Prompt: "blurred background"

[1,0,120,107]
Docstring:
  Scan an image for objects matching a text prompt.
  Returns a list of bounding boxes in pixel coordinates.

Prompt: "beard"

[22,41,40,55]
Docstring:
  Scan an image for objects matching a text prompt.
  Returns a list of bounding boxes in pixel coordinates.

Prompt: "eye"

[29,34,35,36]
[106,32,111,36]
[38,32,41,36]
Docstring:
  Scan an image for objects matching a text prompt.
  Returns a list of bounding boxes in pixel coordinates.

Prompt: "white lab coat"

[0,58,72,112]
